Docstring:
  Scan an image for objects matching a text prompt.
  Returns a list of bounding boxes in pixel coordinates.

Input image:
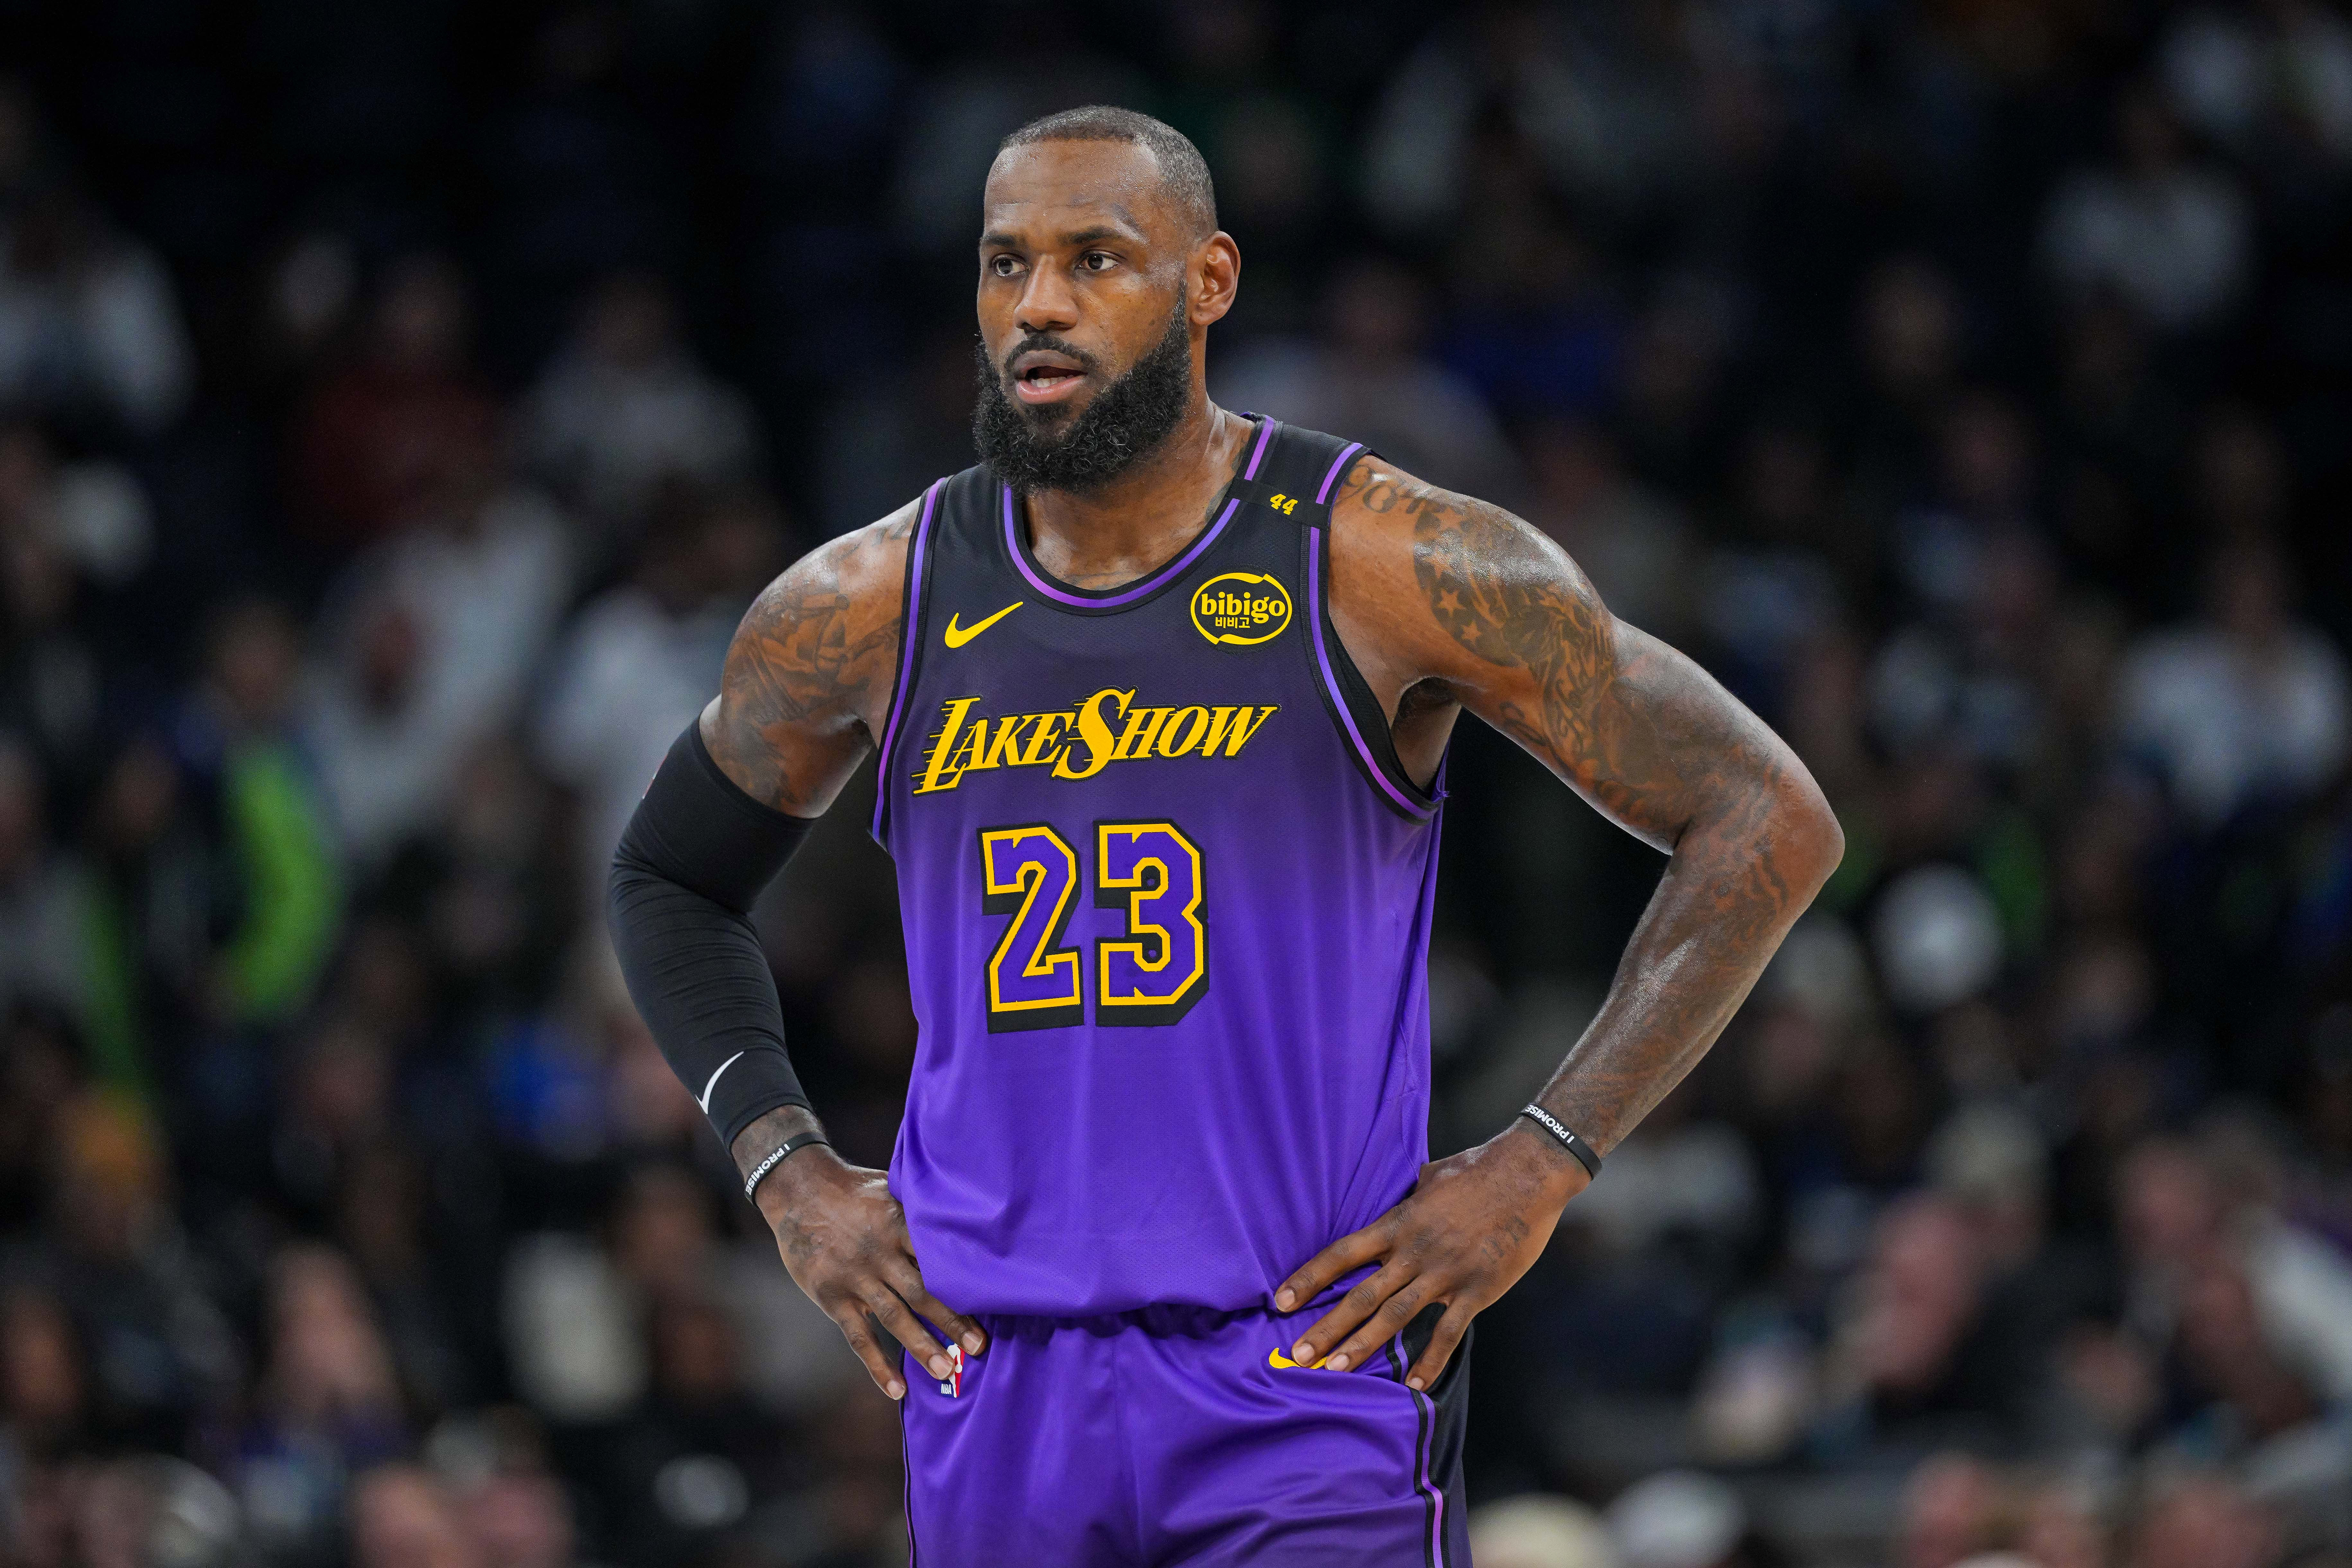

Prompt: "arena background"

[4,2,2351,1565]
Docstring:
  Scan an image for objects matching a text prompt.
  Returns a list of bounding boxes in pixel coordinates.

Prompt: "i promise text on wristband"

[1517,1104,1603,1180]
[743,1131,830,1202]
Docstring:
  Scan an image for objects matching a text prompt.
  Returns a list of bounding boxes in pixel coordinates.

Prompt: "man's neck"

[1021,398,1251,592]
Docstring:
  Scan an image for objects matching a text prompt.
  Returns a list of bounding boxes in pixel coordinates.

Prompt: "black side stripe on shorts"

[900,1389,918,1566]
[1384,1335,1443,1568]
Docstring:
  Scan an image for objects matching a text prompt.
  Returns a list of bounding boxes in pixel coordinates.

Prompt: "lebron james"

[611,106,1841,1564]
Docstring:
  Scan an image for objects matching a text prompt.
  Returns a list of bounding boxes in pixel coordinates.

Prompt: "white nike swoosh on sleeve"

[698,1051,747,1113]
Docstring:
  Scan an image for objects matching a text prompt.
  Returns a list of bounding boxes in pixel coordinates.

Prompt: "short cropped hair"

[997,106,1218,238]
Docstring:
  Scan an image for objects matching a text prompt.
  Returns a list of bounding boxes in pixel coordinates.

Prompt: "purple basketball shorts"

[898,1296,1470,1565]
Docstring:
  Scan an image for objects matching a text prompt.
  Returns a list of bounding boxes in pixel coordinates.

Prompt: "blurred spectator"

[1886,392,2041,625]
[593,1294,789,1566]
[2049,296,2183,597]
[522,273,757,554]
[1829,1192,2049,1454]
[232,1246,409,1552]
[1570,1084,1760,1263]
[1,1288,87,1465]
[2040,84,2252,334]
[1359,2,1702,235]
[0,78,43,218]
[1170,11,1335,338]
[39,1095,238,1455]
[0,179,192,439]
[1847,258,1965,534]
[819,325,991,541]
[1894,1451,2003,1568]
[1437,215,1624,424]
[337,1141,472,1422]
[0,740,108,1047]
[173,600,342,1027]
[2116,538,2349,828]
[2018,1482,2111,1568]
[2187,404,2295,547]
[0,422,151,794]
[2161,1,2352,164]
[1471,1493,1619,1568]
[2115,1134,2352,1411]
[349,1462,482,1568]
[1606,1469,1754,1568]
[1216,257,1522,501]
[257,233,361,393]
[1613,276,1737,498]
[503,1223,645,1425]
[742,10,906,211]
[2127,1473,2281,1568]
[886,20,1146,251]
[290,256,500,559]
[305,428,573,870]
[537,484,783,902]
[456,1462,578,1568]
[1697,417,1847,721]
[478,7,679,363]
[0,419,151,591]
[391,735,576,1011]
[68,1454,242,1568]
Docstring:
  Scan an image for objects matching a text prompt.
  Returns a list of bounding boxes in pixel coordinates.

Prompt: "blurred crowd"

[2,2,2349,1566]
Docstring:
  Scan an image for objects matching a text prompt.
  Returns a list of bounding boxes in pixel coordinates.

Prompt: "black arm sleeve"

[607,721,817,1151]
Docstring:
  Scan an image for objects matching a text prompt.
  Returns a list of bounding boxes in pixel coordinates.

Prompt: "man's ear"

[1190,232,1241,327]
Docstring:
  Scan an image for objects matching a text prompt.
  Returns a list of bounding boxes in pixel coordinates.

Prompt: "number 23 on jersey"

[978,821,1207,1032]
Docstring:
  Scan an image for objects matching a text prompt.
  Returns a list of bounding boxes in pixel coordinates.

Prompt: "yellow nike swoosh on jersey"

[1268,1346,1332,1370]
[943,601,1024,649]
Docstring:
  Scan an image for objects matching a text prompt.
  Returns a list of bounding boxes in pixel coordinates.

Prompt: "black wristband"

[743,1131,830,1203]
[1517,1104,1603,1180]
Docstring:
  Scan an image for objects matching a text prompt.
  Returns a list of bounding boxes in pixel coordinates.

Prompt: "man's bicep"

[1368,468,1762,851]
[702,505,915,817]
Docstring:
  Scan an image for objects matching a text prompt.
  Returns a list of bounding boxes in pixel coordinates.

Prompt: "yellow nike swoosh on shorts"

[1268,1346,1332,1370]
[944,601,1023,648]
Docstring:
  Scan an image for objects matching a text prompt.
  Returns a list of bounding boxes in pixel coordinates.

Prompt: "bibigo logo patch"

[1190,571,1292,647]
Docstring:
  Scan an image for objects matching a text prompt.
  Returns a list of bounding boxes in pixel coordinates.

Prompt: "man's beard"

[972,305,1193,495]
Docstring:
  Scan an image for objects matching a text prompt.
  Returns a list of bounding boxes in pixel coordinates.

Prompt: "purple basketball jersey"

[871,419,1445,1316]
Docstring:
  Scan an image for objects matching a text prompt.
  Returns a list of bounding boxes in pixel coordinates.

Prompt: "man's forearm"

[1530,790,1838,1154]
[607,722,819,1152]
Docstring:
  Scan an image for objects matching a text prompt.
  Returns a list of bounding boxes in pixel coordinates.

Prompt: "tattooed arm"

[701,499,918,813]
[1275,458,1843,1389]
[673,498,988,1400]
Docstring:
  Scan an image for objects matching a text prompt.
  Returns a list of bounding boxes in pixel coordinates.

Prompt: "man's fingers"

[826,1302,905,1400]
[863,1285,956,1383]
[877,1255,987,1357]
[1274,1221,1390,1313]
[1323,1275,1435,1373]
[1404,1302,1474,1393]
[1290,1259,1412,1369]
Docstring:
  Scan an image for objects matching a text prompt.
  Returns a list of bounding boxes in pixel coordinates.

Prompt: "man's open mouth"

[1010,350,1090,405]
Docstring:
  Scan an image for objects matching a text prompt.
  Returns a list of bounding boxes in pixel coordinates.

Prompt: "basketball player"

[610,107,1842,1564]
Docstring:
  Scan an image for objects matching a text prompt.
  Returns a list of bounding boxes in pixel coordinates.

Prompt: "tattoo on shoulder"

[708,512,911,805]
[1339,460,1612,776]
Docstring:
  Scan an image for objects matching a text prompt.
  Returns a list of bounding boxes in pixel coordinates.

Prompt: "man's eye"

[1081,251,1116,272]
[990,255,1023,277]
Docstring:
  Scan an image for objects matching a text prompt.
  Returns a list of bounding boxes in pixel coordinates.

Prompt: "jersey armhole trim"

[1316,440,1366,505]
[1304,521,1440,823]
[870,479,945,844]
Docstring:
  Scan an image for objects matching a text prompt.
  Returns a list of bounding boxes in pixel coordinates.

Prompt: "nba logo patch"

[938,1343,964,1397]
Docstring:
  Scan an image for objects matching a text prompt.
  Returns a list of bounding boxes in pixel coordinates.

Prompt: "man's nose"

[1015,262,1077,336]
